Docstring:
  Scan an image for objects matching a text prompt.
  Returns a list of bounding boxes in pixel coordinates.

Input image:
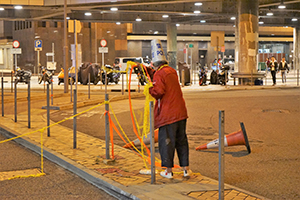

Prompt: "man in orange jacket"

[149,39,191,179]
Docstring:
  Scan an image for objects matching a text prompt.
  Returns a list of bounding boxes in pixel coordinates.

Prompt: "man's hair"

[153,60,168,67]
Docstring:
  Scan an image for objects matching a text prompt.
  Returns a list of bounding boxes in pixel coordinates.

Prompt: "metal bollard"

[51,77,53,105]
[28,81,30,128]
[150,101,155,184]
[1,77,3,115]
[122,73,124,95]
[181,69,185,87]
[70,78,73,102]
[44,74,46,93]
[47,84,50,137]
[73,89,77,149]
[105,71,108,94]
[251,71,253,86]
[11,71,13,93]
[219,110,225,200]
[105,94,110,159]
[88,73,90,99]
[14,78,17,122]
[297,69,299,86]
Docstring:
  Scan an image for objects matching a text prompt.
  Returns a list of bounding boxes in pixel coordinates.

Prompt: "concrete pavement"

[1,75,295,199]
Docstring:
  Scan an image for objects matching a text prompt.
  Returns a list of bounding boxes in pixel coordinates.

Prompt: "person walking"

[278,57,289,83]
[269,56,278,86]
[265,57,270,74]
[148,39,191,179]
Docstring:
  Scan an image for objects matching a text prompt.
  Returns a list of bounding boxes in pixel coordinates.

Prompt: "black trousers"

[158,119,189,168]
[271,71,276,84]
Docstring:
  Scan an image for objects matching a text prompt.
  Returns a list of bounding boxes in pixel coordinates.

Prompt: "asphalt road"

[0,134,117,199]
[49,88,300,200]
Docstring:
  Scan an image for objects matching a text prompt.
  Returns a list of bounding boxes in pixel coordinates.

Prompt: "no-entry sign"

[13,40,20,48]
[100,39,107,47]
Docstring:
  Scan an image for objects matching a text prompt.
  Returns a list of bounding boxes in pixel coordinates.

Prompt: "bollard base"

[103,159,115,165]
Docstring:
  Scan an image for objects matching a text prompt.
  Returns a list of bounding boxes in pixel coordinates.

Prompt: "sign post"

[35,40,42,75]
[211,31,225,70]
[100,39,108,94]
[12,40,20,71]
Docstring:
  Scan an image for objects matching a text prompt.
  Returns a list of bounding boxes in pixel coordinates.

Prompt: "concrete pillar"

[167,23,177,70]
[238,0,258,73]
[293,27,300,70]
[232,0,264,84]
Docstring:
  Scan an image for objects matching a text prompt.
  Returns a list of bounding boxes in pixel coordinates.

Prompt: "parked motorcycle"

[101,65,120,85]
[198,67,207,86]
[133,64,147,85]
[218,65,230,85]
[57,67,76,85]
[15,67,32,84]
[38,66,52,84]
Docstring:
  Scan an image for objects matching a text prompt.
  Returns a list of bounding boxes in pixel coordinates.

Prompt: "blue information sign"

[35,40,42,51]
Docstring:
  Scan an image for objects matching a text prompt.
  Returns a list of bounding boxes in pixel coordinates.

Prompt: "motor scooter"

[38,66,52,84]
[133,64,147,85]
[15,67,32,84]
[198,67,207,86]
[101,65,120,85]
[218,65,230,85]
[57,67,76,85]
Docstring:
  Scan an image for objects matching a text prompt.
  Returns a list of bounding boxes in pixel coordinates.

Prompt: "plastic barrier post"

[150,101,155,184]
[14,78,17,122]
[219,110,225,200]
[1,77,4,116]
[105,94,110,159]
[28,81,30,128]
[47,84,50,137]
[73,89,77,149]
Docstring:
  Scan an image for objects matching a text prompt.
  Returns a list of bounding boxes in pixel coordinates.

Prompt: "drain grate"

[262,109,289,113]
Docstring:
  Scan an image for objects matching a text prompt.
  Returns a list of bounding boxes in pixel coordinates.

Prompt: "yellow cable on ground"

[8,172,46,180]
[109,104,149,168]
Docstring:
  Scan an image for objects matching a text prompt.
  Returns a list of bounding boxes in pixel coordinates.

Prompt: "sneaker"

[184,169,192,177]
[160,170,173,179]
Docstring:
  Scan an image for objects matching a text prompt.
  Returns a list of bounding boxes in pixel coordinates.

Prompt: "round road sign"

[13,40,20,48]
[100,39,107,47]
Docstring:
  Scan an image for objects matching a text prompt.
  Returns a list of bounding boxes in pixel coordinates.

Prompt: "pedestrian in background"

[149,39,192,179]
[278,57,289,83]
[265,57,270,74]
[269,56,278,86]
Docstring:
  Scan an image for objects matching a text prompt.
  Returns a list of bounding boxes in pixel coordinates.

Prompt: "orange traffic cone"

[196,122,251,153]
[123,129,159,149]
